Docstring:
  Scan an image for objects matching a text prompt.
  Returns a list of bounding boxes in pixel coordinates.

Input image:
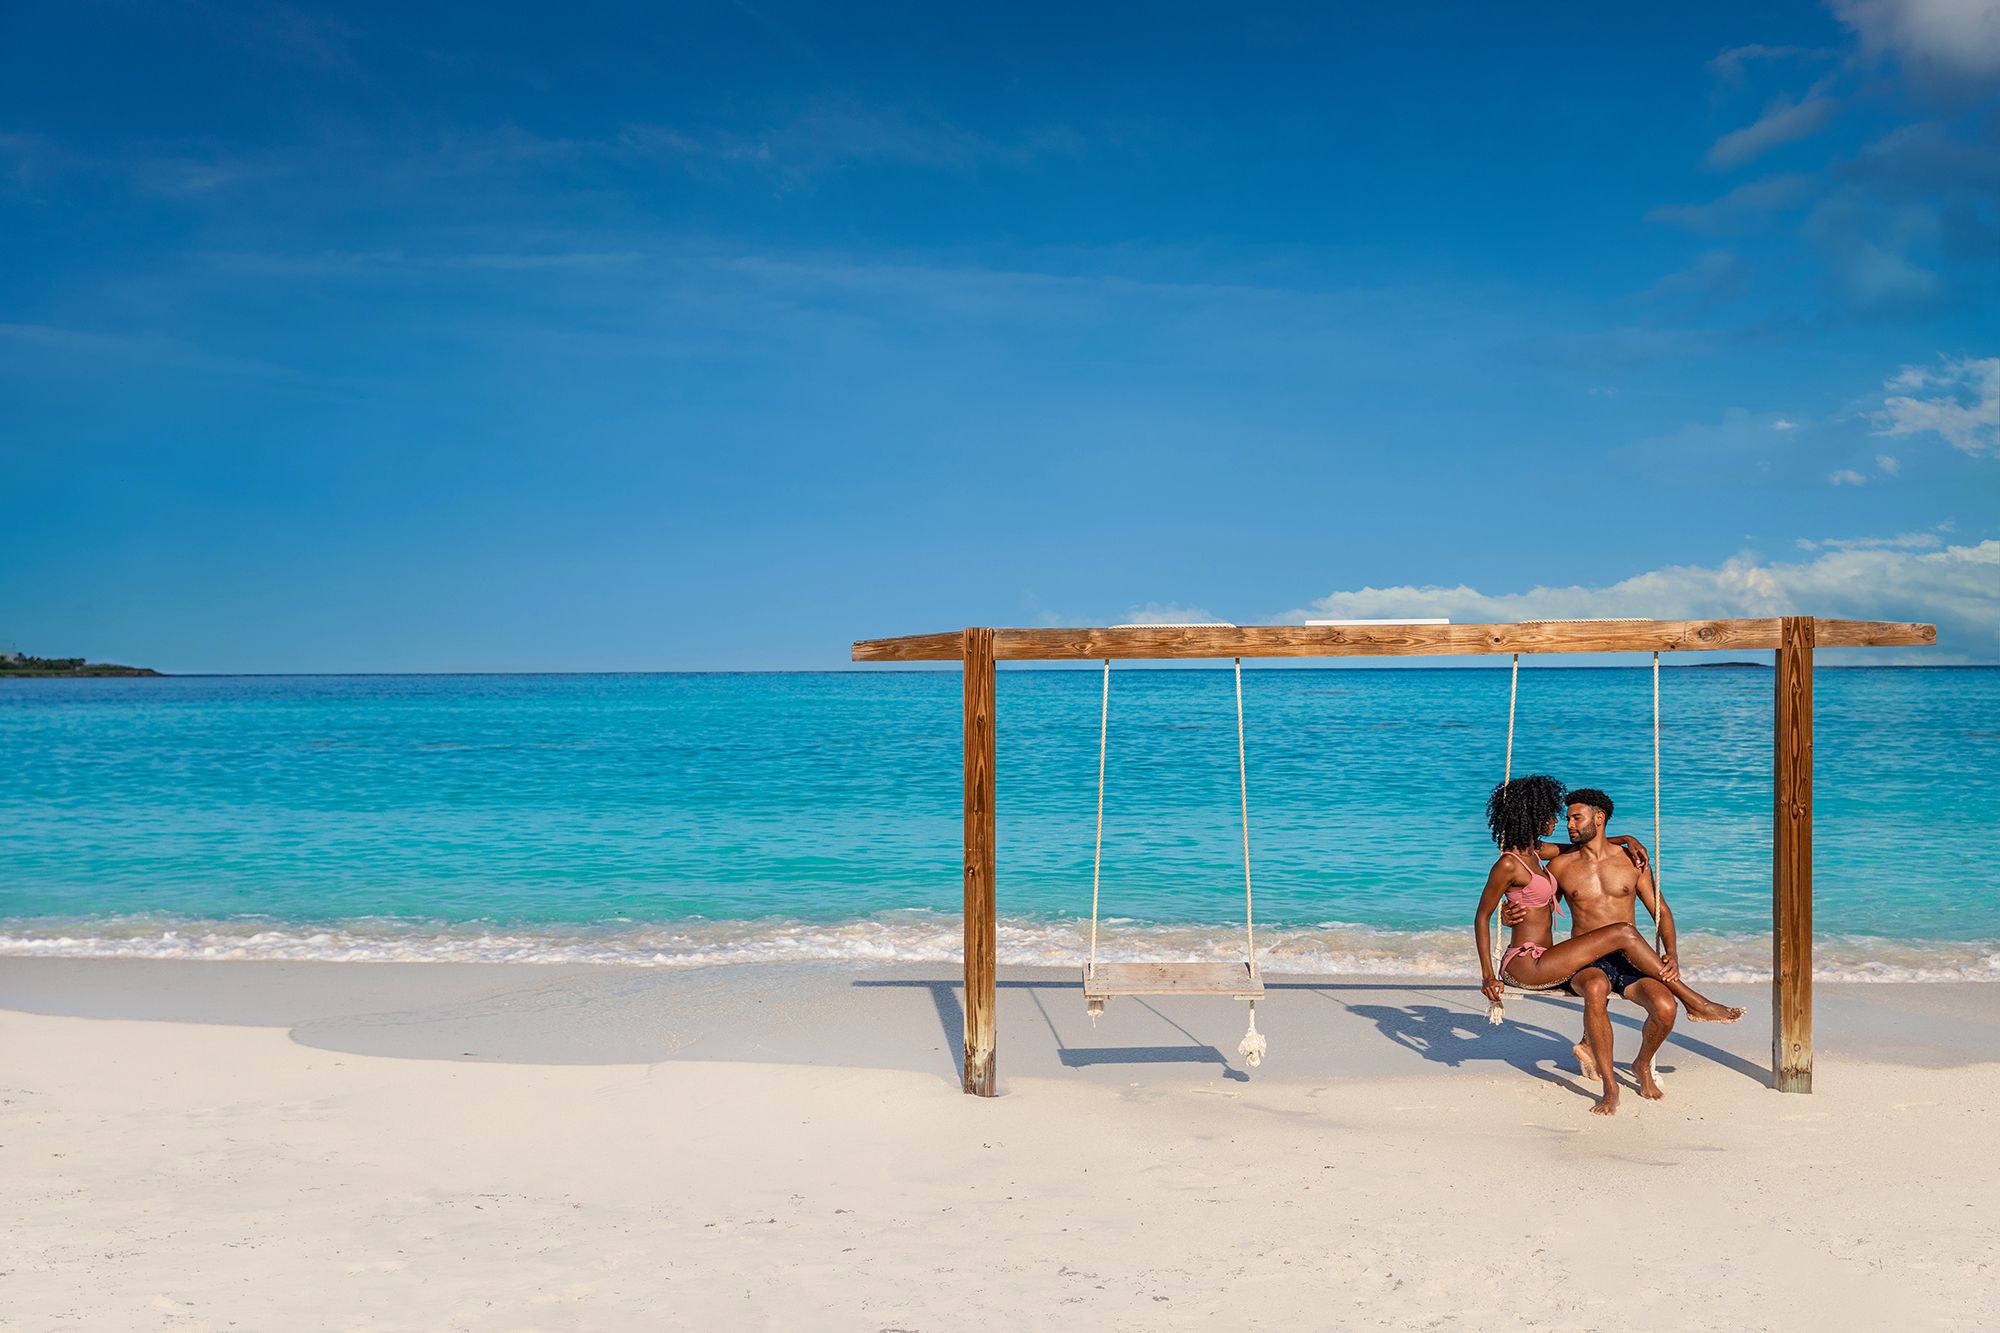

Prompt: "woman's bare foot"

[1573,1041,1599,1081]
[1634,1060,1666,1100]
[1590,1088,1620,1116]
[1687,999,1745,1023]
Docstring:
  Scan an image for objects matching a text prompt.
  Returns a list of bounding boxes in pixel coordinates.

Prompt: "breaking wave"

[3,912,1997,983]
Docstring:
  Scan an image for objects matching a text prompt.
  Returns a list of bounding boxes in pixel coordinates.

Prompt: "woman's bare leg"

[1657,974,1745,1023]
[1504,922,1666,990]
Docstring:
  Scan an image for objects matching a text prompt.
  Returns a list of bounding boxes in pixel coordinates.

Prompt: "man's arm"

[1536,835,1650,872]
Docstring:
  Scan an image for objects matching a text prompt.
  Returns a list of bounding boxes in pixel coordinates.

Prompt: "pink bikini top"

[1503,851,1564,914]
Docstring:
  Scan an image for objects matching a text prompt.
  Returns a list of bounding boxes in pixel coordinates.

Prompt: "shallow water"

[4,668,1995,979]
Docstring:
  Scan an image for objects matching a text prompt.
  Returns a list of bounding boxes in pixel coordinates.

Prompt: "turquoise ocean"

[4,668,1996,981]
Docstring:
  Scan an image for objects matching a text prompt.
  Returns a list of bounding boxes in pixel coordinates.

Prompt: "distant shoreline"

[0,664,163,678]
[4,663,1988,678]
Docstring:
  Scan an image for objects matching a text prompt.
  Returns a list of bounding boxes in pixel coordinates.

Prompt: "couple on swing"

[1474,775,1743,1116]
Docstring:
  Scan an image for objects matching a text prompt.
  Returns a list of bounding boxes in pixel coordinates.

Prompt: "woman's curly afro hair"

[1486,774,1566,851]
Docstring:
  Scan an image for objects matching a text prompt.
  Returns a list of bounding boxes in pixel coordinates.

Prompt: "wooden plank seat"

[1081,961,1264,1001]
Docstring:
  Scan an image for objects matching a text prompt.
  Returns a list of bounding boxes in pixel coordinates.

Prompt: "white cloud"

[1873,355,2000,455]
[1706,84,1840,169]
[1877,453,1901,473]
[1829,468,1870,484]
[1832,0,2000,87]
[1121,602,1221,626]
[1288,538,2000,660]
[1774,418,1799,430]
[1795,528,1943,549]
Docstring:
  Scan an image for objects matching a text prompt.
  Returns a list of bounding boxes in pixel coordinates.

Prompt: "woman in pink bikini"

[1473,774,1671,1000]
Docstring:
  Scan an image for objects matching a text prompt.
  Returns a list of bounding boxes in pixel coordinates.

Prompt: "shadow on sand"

[851,977,1251,1083]
[851,977,1770,1095]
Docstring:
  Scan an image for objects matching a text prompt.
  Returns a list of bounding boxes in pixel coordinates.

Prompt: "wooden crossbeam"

[852,618,1935,662]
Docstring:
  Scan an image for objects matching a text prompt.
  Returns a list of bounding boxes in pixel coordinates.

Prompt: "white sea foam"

[2,913,1996,983]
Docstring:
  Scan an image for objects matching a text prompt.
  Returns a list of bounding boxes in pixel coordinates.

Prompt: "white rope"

[1235,657,1267,1066]
[1236,656,1254,971]
[1491,654,1519,1024]
[1082,657,1267,1064]
[1088,658,1109,981]
[1505,652,1518,783]
[1652,650,1664,952]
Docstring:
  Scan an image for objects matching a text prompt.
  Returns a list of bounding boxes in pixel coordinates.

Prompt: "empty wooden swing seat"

[1081,961,1264,1001]
[1079,642,1270,1065]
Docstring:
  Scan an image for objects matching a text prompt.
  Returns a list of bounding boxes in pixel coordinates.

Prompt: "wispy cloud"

[618,103,1083,188]
[1829,467,1870,485]
[1826,237,1943,310]
[1120,602,1221,625]
[1795,528,1943,550]
[1640,249,1752,310]
[1706,44,1837,83]
[1647,173,1817,233]
[3,96,1082,215]
[1873,355,2000,455]
[1845,121,2000,194]
[1705,81,1839,170]
[1659,9,2000,322]
[1285,538,2000,660]
[0,321,307,381]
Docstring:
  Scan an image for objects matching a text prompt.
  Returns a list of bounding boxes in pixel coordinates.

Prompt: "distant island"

[0,653,162,677]
[1679,660,1773,669]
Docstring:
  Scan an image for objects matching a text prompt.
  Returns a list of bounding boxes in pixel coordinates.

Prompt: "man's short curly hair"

[1485,774,1565,851]
[1566,787,1614,820]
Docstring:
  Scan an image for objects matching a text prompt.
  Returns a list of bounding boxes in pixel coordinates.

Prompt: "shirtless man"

[1506,787,1743,1114]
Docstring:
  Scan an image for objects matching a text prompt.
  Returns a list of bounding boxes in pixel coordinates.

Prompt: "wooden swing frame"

[850,617,1937,1097]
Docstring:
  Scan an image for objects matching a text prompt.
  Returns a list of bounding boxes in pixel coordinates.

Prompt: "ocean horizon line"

[6,663,1993,679]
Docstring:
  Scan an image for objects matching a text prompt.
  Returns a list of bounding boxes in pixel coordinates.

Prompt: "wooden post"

[1773,615,1815,1093]
[962,627,998,1096]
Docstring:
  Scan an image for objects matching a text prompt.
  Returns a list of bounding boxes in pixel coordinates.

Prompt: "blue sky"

[3,1,1996,670]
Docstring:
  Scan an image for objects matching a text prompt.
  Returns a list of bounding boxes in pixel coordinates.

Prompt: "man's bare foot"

[1634,1061,1666,1100]
[1590,1089,1620,1116]
[1687,1000,1745,1024]
[1573,1041,1599,1081]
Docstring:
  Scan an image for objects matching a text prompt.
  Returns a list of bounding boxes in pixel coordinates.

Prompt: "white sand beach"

[5,959,1997,1331]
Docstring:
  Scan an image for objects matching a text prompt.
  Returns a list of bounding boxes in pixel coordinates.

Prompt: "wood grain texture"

[1811,619,1937,648]
[1773,615,1815,1094]
[961,628,998,1098]
[1081,961,1264,999]
[852,618,1934,662]
[851,632,968,662]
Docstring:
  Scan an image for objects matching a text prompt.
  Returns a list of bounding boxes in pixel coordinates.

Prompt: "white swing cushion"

[1082,961,1264,1000]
